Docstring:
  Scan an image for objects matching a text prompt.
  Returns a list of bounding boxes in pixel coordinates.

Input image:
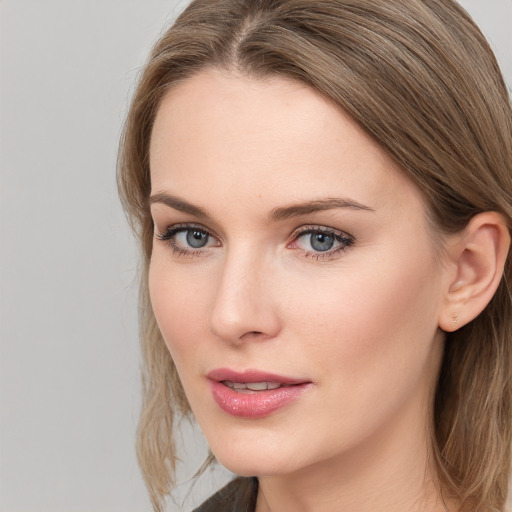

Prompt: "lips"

[207,368,312,418]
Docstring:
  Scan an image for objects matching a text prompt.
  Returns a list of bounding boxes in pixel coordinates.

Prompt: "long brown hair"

[117,1,512,510]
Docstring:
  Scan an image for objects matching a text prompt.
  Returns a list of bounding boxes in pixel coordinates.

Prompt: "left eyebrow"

[270,198,375,222]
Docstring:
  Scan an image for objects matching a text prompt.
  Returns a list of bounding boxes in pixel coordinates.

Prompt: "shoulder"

[193,477,258,512]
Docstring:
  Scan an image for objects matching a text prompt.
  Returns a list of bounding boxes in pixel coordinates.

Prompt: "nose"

[208,247,281,344]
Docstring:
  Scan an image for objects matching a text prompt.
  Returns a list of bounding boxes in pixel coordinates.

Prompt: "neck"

[255,395,452,512]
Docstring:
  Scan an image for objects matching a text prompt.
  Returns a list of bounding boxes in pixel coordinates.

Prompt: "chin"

[215,453,294,478]
[207,431,309,478]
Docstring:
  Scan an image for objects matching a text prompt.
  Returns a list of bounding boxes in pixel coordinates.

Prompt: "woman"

[117,1,512,511]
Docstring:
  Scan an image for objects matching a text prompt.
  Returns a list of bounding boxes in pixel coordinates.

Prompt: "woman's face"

[149,69,448,478]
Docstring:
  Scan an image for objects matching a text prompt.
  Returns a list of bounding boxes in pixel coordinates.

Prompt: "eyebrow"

[150,192,209,218]
[150,192,375,221]
[270,198,375,221]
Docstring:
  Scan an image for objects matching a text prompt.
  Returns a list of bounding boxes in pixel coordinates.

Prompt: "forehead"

[149,68,424,219]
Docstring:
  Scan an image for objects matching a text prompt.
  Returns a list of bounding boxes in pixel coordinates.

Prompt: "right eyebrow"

[149,192,209,219]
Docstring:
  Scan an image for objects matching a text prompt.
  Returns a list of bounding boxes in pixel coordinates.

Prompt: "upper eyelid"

[157,222,216,237]
[153,217,227,240]
[291,224,354,239]
[155,223,354,248]
[294,226,346,234]
[290,224,354,247]
[157,223,350,237]
[156,224,219,254]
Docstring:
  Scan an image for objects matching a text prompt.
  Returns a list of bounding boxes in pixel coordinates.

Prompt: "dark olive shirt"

[193,477,258,512]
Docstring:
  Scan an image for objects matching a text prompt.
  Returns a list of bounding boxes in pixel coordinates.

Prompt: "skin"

[148,68,455,512]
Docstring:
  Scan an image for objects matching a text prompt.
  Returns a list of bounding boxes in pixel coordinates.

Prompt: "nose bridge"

[209,242,280,343]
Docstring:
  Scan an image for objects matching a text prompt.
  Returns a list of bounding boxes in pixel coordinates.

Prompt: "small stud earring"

[451,312,459,323]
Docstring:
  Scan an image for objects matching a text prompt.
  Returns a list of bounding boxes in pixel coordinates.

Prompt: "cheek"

[148,257,210,366]
[285,245,442,389]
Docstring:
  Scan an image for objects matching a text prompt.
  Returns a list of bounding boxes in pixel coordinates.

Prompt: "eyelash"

[289,226,355,261]
[155,223,355,261]
[155,223,217,258]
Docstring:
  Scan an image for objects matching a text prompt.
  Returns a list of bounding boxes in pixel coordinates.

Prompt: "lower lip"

[209,380,312,418]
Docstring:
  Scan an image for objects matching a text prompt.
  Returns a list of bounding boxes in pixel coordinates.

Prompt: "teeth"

[223,381,283,391]
[246,382,269,391]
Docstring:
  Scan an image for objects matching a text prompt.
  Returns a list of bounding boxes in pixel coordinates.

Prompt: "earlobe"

[439,212,510,332]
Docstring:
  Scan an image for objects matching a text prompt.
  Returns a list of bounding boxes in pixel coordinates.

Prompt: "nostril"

[239,330,266,342]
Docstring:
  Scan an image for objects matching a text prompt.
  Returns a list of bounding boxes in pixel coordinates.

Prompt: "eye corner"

[288,224,355,261]
[154,222,221,257]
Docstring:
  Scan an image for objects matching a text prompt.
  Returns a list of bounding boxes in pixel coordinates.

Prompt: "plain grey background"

[0,1,510,511]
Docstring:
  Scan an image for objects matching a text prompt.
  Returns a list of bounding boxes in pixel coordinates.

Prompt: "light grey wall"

[0,1,510,512]
[459,0,512,87]
[0,1,225,511]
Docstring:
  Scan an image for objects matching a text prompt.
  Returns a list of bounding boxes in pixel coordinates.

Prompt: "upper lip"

[207,368,310,385]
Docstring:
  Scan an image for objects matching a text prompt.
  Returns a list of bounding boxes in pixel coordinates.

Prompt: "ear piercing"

[451,312,459,323]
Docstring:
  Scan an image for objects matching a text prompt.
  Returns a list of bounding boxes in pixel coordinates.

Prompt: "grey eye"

[309,232,334,252]
[186,229,209,248]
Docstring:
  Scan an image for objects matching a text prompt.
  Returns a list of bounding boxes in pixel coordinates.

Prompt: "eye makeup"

[155,221,355,262]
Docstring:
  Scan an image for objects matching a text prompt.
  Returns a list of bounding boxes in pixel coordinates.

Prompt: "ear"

[439,212,510,332]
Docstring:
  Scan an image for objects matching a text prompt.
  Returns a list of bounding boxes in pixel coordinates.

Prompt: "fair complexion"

[149,68,455,512]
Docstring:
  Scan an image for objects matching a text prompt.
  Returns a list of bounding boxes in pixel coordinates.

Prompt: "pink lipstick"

[207,368,312,418]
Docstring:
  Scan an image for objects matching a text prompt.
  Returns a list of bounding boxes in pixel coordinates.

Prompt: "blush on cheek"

[149,262,207,360]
